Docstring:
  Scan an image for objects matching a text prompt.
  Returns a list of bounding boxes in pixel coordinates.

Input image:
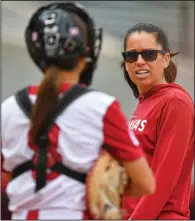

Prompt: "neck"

[60,70,80,85]
[138,78,167,95]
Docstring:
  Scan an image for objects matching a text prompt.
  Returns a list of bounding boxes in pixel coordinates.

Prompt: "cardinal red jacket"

[122,83,194,220]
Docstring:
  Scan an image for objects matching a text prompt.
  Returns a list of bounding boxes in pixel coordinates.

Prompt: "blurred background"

[1,0,194,219]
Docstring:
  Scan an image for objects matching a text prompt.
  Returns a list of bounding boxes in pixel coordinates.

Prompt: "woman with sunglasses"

[120,22,194,220]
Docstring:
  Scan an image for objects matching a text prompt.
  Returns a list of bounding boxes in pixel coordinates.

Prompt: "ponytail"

[164,57,177,83]
[31,67,62,142]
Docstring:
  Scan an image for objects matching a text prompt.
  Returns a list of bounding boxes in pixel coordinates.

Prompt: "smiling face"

[124,31,170,95]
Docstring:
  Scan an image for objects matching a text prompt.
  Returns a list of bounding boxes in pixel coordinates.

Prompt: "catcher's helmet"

[25,2,103,85]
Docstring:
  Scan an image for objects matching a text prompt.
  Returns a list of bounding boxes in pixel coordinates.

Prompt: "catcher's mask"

[25,2,103,85]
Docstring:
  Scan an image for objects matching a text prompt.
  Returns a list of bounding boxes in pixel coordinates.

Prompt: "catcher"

[1,2,155,220]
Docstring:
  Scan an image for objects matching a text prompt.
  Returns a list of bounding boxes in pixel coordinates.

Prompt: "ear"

[163,53,171,69]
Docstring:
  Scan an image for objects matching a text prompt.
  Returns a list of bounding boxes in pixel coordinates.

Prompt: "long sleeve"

[130,98,194,219]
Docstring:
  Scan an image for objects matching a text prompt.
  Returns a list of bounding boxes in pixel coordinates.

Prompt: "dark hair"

[121,22,180,98]
[31,13,88,142]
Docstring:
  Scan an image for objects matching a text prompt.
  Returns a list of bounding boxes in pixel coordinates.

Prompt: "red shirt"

[121,83,194,220]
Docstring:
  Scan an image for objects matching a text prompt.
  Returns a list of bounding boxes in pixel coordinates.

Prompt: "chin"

[134,78,153,86]
[136,81,156,93]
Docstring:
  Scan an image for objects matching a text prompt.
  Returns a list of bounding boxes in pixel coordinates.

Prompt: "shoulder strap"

[15,84,92,121]
[36,84,92,140]
[15,87,33,118]
[35,84,92,191]
[14,84,93,191]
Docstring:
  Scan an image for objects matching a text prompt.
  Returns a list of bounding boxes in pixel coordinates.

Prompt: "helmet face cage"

[25,2,103,85]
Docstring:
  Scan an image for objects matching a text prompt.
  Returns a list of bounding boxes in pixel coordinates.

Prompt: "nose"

[136,54,145,65]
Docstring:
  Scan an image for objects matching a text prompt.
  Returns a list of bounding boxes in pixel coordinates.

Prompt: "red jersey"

[121,83,194,220]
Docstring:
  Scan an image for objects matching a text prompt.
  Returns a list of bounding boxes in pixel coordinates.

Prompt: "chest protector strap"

[13,84,92,191]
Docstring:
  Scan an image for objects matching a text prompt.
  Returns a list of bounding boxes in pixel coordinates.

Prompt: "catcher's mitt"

[86,150,129,220]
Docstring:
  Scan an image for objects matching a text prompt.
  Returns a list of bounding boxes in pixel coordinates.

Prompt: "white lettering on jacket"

[128,119,147,132]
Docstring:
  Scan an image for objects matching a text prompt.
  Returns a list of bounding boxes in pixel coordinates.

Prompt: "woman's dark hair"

[31,13,88,142]
[121,22,180,98]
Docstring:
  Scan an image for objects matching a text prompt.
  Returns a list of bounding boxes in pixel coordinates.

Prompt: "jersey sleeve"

[103,100,144,161]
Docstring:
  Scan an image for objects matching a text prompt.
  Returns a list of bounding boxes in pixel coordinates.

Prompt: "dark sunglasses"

[122,49,166,63]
